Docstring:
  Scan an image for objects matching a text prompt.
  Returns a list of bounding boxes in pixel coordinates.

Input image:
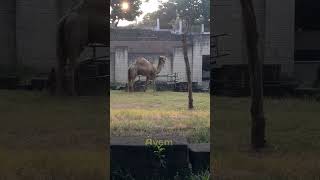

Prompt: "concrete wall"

[0,0,89,74]
[213,0,296,77]
[0,0,16,69]
[114,47,128,83]
[172,47,193,82]
[16,0,58,73]
[192,35,210,85]
[110,52,115,83]
[110,34,210,84]
[265,0,295,76]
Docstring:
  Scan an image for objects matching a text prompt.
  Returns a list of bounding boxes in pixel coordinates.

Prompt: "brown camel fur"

[128,56,166,92]
[56,0,108,96]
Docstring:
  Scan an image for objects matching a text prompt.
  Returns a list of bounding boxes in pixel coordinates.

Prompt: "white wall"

[192,35,210,85]
[172,47,193,82]
[213,0,296,77]
[114,47,128,83]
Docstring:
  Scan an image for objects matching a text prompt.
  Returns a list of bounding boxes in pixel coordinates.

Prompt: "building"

[1,0,210,88]
[0,0,98,74]
[110,28,210,87]
[213,0,320,88]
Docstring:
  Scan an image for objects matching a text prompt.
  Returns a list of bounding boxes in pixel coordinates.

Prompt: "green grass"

[4,90,318,179]
[0,90,108,180]
[110,90,210,143]
[212,97,320,179]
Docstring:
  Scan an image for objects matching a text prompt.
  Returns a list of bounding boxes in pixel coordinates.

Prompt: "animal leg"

[128,80,133,92]
[69,60,78,96]
[56,57,65,95]
[144,77,149,92]
[127,80,130,92]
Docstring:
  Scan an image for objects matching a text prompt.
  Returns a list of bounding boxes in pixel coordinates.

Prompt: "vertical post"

[92,45,96,60]
[156,18,160,30]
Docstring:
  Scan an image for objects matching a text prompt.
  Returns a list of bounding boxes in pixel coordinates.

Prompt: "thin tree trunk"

[182,33,193,109]
[240,0,266,150]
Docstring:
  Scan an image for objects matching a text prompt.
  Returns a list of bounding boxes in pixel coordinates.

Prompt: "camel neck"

[156,62,164,74]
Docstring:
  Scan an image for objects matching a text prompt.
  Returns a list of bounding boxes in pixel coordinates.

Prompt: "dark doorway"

[295,0,320,30]
[202,55,210,89]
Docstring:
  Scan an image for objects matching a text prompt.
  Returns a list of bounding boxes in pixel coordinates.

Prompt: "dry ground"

[0,90,108,180]
[212,96,320,179]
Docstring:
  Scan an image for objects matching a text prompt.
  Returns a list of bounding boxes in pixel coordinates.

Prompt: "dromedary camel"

[128,56,166,92]
[56,0,108,95]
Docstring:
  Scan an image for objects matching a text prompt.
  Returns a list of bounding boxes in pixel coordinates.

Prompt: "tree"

[138,3,177,29]
[175,0,208,109]
[110,0,143,27]
[239,0,266,150]
[138,0,209,31]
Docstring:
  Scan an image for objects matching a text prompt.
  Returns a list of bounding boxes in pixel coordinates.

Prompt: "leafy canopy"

[139,0,209,30]
[110,0,144,27]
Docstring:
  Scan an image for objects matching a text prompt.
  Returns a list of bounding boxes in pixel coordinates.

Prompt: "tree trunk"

[240,0,266,150]
[182,33,194,109]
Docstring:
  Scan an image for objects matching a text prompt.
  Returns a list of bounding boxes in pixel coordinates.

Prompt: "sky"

[118,0,168,27]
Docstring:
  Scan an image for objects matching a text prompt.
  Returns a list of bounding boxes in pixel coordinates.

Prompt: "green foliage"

[110,0,143,27]
[138,0,209,30]
[151,144,167,168]
[188,170,210,180]
[139,1,178,28]
[187,127,210,143]
[175,0,209,27]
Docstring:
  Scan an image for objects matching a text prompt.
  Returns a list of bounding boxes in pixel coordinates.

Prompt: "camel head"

[159,56,167,64]
[156,56,167,74]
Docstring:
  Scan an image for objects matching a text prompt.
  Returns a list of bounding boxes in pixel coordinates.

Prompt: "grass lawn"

[0,90,108,180]
[212,97,320,179]
[110,90,210,143]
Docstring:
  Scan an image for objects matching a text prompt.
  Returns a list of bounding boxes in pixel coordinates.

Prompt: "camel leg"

[56,57,65,96]
[69,60,78,96]
[144,77,149,92]
[128,80,132,92]
[131,81,134,92]
[127,81,130,92]
[153,80,156,92]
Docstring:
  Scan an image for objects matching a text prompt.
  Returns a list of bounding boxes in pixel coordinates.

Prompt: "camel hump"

[134,57,152,66]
